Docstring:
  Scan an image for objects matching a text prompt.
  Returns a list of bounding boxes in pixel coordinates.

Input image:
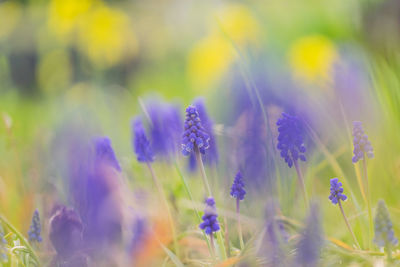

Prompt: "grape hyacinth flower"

[276,112,308,205]
[374,200,398,259]
[352,121,374,163]
[0,225,7,263]
[276,112,306,168]
[132,117,154,163]
[230,171,246,249]
[28,209,42,243]
[188,98,218,171]
[328,178,347,205]
[181,105,210,156]
[230,171,246,201]
[297,203,324,267]
[199,197,220,235]
[328,178,360,248]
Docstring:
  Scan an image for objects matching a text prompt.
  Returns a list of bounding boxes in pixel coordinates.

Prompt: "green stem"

[0,215,39,265]
[236,198,244,250]
[194,149,227,260]
[210,234,216,262]
[293,160,309,207]
[338,200,361,249]
[362,156,373,249]
[146,163,179,256]
[195,149,212,196]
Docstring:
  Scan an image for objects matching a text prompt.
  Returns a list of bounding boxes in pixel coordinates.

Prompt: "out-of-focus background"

[2,0,400,265]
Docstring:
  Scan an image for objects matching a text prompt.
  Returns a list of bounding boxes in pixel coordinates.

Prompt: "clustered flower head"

[0,225,7,263]
[276,113,306,168]
[182,105,210,156]
[94,137,121,171]
[328,178,347,205]
[28,209,42,243]
[199,197,220,235]
[374,200,398,248]
[230,171,246,201]
[132,117,154,163]
[352,121,374,163]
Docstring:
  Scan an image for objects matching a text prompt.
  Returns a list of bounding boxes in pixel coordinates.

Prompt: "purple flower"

[147,101,182,158]
[132,117,154,163]
[328,178,347,205]
[374,200,398,248]
[28,209,42,243]
[199,197,220,235]
[352,121,374,163]
[129,217,148,256]
[230,171,246,201]
[49,206,84,259]
[182,106,210,156]
[193,98,218,165]
[297,203,324,267]
[94,137,121,172]
[276,113,306,168]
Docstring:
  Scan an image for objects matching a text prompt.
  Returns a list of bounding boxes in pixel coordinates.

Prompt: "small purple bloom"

[182,106,210,156]
[132,117,154,163]
[94,137,121,171]
[230,171,246,201]
[276,113,306,168]
[28,209,42,243]
[352,121,374,163]
[328,178,347,205]
[199,197,220,235]
[374,200,398,248]
[193,98,218,165]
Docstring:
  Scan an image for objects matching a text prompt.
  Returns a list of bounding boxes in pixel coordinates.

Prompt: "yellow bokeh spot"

[48,0,93,39]
[0,2,21,40]
[187,34,235,89]
[38,49,71,93]
[288,35,338,83]
[215,4,260,47]
[77,4,138,68]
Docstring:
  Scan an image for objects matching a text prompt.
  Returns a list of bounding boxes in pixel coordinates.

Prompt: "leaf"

[158,241,184,267]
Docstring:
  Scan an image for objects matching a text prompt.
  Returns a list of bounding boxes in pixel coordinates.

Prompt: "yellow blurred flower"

[187,4,260,89]
[187,34,235,89]
[77,4,138,67]
[288,35,338,83]
[48,0,93,40]
[37,49,71,93]
[0,1,21,41]
[215,4,260,47]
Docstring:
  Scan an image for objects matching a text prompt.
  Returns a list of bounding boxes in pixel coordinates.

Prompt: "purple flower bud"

[374,200,398,248]
[276,113,306,168]
[352,121,374,163]
[328,178,347,205]
[132,117,154,163]
[182,106,210,156]
[94,137,121,172]
[230,171,246,201]
[199,197,220,235]
[28,209,42,243]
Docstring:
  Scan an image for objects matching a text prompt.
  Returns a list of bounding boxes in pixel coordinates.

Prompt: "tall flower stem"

[146,163,179,256]
[236,198,245,250]
[293,160,309,207]
[195,149,212,196]
[362,156,373,249]
[338,200,361,249]
[194,149,227,260]
[210,234,216,262]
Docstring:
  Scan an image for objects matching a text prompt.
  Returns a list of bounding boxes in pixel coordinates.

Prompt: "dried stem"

[338,199,361,249]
